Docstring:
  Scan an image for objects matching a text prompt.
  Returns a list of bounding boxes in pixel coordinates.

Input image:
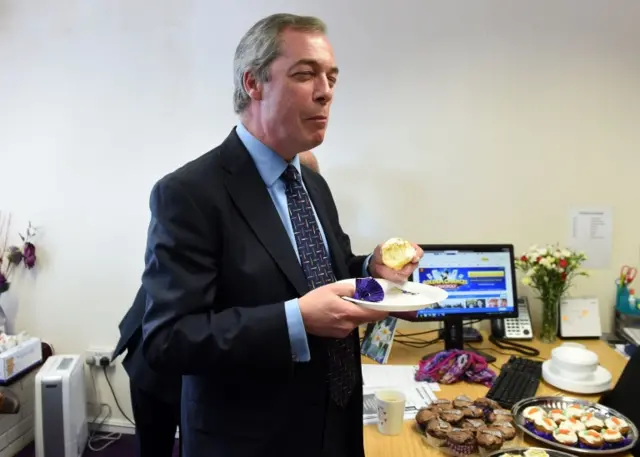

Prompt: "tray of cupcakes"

[484,447,579,457]
[512,396,638,455]
[415,395,522,457]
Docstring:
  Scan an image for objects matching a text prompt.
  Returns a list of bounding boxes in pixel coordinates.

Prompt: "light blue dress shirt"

[235,123,371,362]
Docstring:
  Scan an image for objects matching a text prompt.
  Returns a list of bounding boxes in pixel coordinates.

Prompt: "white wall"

[1,0,639,427]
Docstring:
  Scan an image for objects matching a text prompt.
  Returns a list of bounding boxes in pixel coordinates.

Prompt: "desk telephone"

[491,297,533,340]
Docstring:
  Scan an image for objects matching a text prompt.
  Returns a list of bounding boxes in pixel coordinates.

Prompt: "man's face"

[249,29,337,156]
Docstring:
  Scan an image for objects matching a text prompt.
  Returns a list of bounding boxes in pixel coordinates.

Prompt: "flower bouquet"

[0,215,38,297]
[515,245,588,343]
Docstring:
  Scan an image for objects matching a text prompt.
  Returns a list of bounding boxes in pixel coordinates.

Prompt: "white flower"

[561,249,571,257]
[538,248,548,256]
[522,276,532,286]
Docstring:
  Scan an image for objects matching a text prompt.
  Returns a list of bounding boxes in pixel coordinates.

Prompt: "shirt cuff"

[362,253,374,277]
[284,299,310,362]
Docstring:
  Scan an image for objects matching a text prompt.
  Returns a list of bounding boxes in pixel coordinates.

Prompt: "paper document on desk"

[361,364,439,425]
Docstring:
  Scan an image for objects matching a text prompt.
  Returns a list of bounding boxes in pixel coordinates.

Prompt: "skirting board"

[89,418,180,439]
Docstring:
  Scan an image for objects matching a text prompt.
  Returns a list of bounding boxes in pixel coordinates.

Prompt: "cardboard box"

[0,337,42,384]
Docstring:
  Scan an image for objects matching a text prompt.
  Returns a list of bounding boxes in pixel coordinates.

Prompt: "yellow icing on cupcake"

[381,238,416,270]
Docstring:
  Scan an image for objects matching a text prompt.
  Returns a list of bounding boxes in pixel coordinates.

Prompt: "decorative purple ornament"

[22,242,36,269]
[354,277,385,302]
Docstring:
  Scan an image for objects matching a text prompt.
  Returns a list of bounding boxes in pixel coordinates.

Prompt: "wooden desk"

[362,335,629,457]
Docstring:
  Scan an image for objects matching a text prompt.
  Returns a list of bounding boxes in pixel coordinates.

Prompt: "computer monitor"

[396,244,519,360]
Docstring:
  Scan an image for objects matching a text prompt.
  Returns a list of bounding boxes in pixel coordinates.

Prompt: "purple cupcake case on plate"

[354,277,385,302]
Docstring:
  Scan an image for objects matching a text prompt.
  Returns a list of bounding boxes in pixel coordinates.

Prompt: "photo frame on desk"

[559,297,602,339]
[360,316,398,364]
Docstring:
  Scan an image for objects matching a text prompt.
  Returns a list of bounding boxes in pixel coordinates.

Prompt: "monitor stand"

[422,317,496,363]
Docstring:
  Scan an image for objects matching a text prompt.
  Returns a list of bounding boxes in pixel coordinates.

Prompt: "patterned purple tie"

[282,164,356,407]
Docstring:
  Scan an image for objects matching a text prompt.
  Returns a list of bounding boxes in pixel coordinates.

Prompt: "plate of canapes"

[512,396,638,455]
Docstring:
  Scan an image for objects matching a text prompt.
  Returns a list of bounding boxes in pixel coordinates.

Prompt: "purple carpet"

[15,435,179,457]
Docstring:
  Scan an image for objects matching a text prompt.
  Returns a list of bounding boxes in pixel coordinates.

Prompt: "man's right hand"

[298,282,388,338]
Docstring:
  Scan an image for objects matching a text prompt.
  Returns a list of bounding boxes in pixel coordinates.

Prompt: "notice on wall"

[568,207,613,269]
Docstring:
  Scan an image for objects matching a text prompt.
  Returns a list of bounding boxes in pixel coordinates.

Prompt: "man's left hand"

[368,242,424,283]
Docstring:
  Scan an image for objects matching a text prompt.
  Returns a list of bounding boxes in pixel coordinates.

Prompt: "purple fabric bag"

[415,350,496,387]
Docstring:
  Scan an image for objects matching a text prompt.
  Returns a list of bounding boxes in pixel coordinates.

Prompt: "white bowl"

[549,345,599,381]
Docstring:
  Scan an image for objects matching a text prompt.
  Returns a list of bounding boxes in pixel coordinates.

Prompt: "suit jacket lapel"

[221,131,309,297]
[303,172,350,280]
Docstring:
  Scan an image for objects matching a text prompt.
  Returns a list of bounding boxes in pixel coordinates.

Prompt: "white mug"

[375,390,406,436]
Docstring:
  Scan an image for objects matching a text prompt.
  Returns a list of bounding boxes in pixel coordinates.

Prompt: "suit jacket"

[113,286,181,404]
[140,128,367,457]
[599,349,640,455]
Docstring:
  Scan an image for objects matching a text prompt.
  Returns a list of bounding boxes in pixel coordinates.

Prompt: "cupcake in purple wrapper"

[354,278,385,302]
[487,421,518,449]
[476,429,504,457]
[445,428,478,457]
[425,418,453,447]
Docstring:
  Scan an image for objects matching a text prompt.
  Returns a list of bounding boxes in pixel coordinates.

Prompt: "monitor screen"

[407,244,518,321]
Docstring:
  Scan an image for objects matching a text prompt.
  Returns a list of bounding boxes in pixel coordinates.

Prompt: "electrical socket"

[86,346,114,368]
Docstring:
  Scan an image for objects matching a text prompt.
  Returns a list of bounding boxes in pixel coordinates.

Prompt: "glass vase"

[540,295,560,343]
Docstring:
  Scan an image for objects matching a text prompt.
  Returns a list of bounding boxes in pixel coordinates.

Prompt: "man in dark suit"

[113,150,318,457]
[140,13,423,457]
[113,287,181,457]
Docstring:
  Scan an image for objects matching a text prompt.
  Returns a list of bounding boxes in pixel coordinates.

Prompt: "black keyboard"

[485,356,543,409]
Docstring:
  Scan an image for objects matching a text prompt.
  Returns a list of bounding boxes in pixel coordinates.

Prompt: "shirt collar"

[235,122,301,187]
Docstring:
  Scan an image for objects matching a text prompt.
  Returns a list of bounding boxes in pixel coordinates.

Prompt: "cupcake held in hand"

[381,238,417,270]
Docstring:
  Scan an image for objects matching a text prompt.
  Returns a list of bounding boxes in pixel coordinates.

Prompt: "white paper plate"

[337,278,448,312]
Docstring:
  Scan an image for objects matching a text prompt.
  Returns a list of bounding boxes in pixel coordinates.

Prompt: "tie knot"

[281,164,301,184]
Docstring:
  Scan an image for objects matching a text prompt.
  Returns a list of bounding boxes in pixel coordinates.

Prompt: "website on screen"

[413,250,515,317]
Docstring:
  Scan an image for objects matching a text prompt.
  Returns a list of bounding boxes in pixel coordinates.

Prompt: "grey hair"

[233,13,327,114]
